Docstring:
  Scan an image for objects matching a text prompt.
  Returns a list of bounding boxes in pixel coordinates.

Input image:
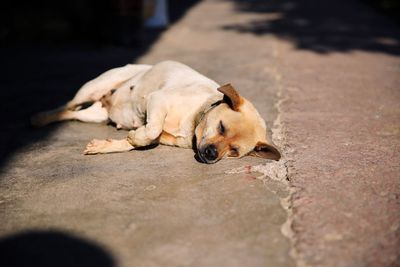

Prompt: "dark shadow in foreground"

[224,0,400,55]
[0,230,115,267]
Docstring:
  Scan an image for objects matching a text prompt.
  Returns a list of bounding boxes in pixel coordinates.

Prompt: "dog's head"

[195,84,281,164]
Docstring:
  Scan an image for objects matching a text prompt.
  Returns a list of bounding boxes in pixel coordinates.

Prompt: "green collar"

[195,100,223,126]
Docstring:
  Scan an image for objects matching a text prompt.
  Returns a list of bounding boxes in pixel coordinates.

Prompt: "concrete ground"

[1,0,399,267]
[0,1,292,267]
[274,0,400,266]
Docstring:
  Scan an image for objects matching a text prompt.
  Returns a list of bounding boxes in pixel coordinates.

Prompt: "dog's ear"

[248,141,281,160]
[217,84,243,111]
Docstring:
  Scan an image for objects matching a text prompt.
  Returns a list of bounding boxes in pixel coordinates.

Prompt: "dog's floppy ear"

[217,84,243,111]
[248,141,281,161]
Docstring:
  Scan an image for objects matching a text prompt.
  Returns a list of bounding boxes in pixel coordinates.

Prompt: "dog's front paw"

[127,130,136,145]
[126,128,149,147]
[83,139,112,155]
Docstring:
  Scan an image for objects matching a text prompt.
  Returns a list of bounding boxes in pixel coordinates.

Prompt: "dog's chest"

[163,108,194,139]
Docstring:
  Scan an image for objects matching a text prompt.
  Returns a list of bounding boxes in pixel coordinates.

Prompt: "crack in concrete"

[268,65,302,267]
[225,40,301,267]
[271,41,307,267]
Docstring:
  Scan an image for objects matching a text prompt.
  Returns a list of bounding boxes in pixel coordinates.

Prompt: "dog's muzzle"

[197,144,218,164]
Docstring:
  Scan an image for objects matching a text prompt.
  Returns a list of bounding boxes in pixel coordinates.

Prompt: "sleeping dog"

[31,61,280,163]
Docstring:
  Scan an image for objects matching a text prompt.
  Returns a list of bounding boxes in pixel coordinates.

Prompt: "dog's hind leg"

[31,101,108,127]
[66,64,152,109]
[31,64,152,127]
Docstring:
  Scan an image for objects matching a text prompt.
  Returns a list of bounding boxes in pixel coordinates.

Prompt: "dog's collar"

[195,100,223,126]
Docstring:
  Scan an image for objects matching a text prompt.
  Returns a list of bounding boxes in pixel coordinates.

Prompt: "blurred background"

[0,0,398,46]
[0,0,201,46]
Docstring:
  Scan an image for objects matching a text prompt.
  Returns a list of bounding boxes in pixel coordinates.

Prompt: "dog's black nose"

[203,144,218,161]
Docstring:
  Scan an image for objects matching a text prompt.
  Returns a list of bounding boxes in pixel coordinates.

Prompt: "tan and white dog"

[32,61,280,163]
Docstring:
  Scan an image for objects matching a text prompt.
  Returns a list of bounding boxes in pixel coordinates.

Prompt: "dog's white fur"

[32,61,280,163]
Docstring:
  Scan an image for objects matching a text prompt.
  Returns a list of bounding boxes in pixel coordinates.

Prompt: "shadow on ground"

[224,0,400,55]
[0,230,115,267]
[0,0,199,171]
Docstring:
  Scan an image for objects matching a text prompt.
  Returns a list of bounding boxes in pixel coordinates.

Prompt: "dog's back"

[132,61,219,98]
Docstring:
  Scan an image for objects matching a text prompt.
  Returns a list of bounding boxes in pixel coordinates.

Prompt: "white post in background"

[144,0,169,28]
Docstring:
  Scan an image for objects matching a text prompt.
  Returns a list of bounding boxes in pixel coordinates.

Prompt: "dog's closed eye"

[218,120,225,135]
[228,146,239,157]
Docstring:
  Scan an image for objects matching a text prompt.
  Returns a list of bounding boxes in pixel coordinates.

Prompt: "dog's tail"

[31,104,71,127]
[31,100,97,127]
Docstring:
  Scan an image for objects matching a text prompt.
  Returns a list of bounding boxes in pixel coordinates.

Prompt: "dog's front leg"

[127,124,162,147]
[83,138,134,155]
[83,120,163,154]
[127,92,167,147]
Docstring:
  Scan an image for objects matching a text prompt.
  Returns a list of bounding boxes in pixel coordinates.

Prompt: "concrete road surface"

[0,1,293,267]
